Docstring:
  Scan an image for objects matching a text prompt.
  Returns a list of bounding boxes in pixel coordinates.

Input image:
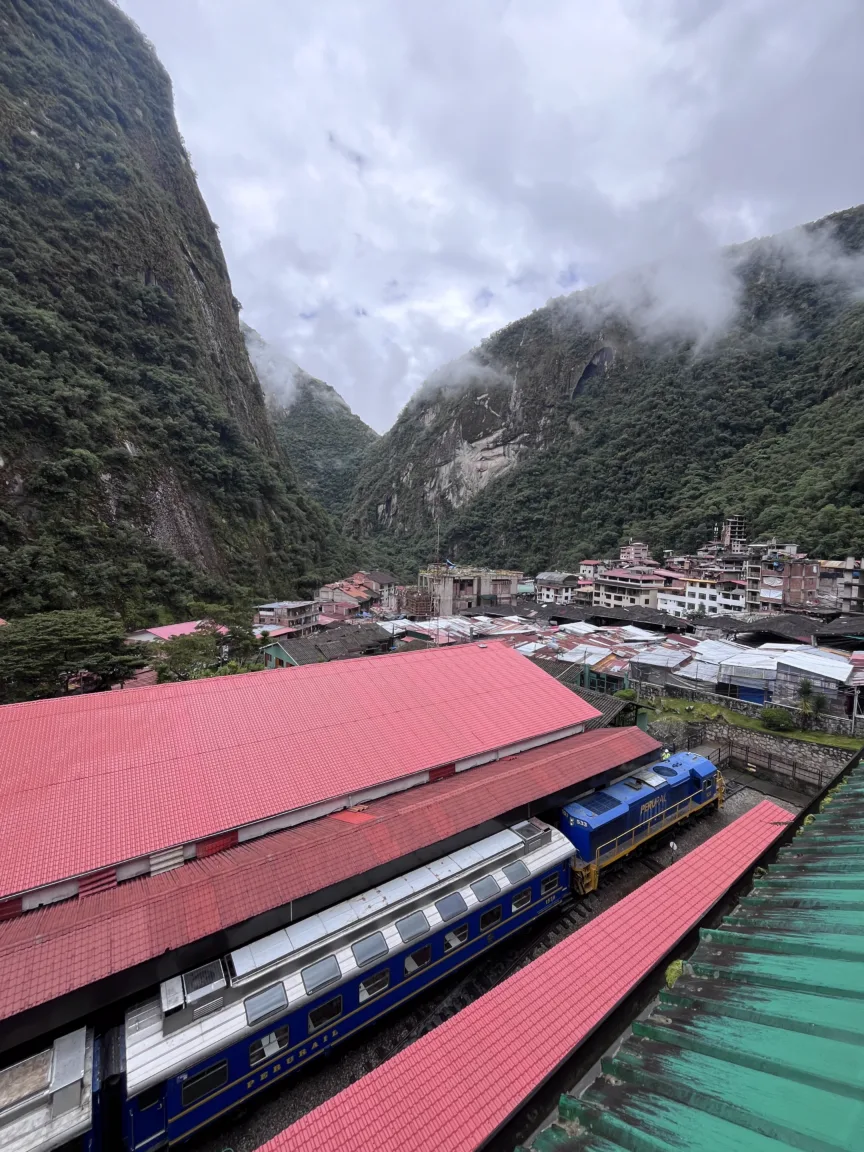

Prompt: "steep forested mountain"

[347,205,864,573]
[0,0,348,625]
[243,325,378,519]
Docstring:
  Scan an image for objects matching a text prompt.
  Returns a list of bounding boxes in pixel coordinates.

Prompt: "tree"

[153,606,264,683]
[796,677,815,729]
[0,610,147,703]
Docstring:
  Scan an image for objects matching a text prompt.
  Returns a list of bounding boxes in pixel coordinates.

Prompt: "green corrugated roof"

[522,760,864,1152]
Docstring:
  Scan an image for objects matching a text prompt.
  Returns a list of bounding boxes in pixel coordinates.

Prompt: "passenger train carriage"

[0,752,721,1152]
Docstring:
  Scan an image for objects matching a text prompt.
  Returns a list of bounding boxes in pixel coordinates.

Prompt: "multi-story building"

[418,566,522,615]
[720,515,747,553]
[317,581,374,619]
[619,541,651,564]
[253,601,321,635]
[578,560,607,578]
[841,557,863,616]
[594,568,662,609]
[350,570,400,613]
[535,572,581,605]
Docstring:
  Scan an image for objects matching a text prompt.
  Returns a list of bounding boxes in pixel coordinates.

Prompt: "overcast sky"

[118,0,864,432]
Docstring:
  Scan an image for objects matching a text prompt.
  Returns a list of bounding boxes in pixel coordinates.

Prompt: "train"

[1,751,721,1152]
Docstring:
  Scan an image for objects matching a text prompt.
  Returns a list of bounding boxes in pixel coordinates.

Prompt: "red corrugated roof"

[0,644,600,900]
[0,726,653,1024]
[258,800,793,1152]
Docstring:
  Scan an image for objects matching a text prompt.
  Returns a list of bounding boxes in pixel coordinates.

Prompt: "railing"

[724,740,833,794]
[592,784,720,870]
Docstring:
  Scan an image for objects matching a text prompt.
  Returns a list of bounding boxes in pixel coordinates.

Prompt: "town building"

[262,621,393,668]
[841,556,863,616]
[593,568,662,610]
[418,566,522,615]
[578,560,606,578]
[619,541,651,564]
[535,572,581,605]
[349,570,400,612]
[253,601,321,634]
[317,581,374,619]
[720,514,748,552]
[126,620,216,644]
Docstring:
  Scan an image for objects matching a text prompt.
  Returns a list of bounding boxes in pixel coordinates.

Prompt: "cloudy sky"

[118,0,864,432]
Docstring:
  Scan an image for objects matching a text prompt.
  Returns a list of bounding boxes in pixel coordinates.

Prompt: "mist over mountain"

[0,0,348,624]
[244,324,379,520]
[346,204,864,574]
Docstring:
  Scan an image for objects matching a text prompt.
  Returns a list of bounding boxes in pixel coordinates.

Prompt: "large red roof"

[258,800,793,1152]
[0,644,599,900]
[0,726,656,1028]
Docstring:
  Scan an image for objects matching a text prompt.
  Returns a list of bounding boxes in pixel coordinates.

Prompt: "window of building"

[443,924,469,953]
[470,876,500,903]
[479,906,503,933]
[435,892,468,922]
[404,944,432,975]
[308,995,342,1033]
[180,1062,228,1108]
[244,983,288,1027]
[358,969,390,1004]
[698,593,706,600]
[249,1027,290,1066]
[395,911,429,944]
[301,955,341,997]
[709,594,717,602]
[511,889,531,912]
[540,873,559,896]
[351,932,389,969]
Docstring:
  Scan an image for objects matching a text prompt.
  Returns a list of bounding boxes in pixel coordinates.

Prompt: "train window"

[308,995,342,1033]
[249,1026,290,1066]
[180,1061,228,1108]
[301,955,341,997]
[352,931,389,969]
[511,889,531,912]
[244,983,288,1027]
[443,923,469,953]
[435,892,468,922]
[358,968,391,1003]
[404,944,432,975]
[479,906,503,933]
[502,861,530,886]
[396,910,429,944]
[541,874,559,896]
[470,876,500,903]
[136,1086,162,1111]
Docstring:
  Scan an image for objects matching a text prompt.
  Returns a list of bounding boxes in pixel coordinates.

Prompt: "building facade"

[619,541,651,564]
[535,572,581,605]
[593,568,662,609]
[841,557,864,616]
[418,567,522,615]
[253,602,320,635]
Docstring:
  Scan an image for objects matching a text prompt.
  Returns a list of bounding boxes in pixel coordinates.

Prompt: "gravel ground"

[189,784,803,1152]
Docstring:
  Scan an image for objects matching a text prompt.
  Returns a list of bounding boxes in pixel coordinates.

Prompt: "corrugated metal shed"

[253,801,792,1152]
[528,760,864,1152]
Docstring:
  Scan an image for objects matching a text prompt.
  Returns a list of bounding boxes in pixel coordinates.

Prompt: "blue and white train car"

[121,818,574,1149]
[0,1027,98,1152]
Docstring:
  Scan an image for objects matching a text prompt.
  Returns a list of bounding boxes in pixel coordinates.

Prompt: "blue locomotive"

[561,751,721,893]
[1,754,721,1151]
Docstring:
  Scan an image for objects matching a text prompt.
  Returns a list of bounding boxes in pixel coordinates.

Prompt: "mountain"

[243,324,378,519]
[0,0,349,625]
[347,204,864,573]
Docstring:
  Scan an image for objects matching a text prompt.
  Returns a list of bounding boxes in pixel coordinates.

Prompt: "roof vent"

[512,819,550,853]
[182,960,226,1003]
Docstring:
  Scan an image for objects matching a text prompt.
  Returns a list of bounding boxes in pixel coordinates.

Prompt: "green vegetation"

[0,0,349,627]
[153,602,265,682]
[243,324,379,520]
[347,204,864,573]
[761,706,796,732]
[643,695,864,752]
[0,609,146,702]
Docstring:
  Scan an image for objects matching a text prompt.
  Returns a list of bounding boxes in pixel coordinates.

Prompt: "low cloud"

[119,0,864,430]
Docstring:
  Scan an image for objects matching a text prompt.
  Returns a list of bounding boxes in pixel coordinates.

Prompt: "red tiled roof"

[0,644,600,900]
[138,620,208,640]
[0,726,654,1024]
[258,800,793,1152]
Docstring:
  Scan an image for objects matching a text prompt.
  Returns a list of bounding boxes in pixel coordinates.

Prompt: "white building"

[535,572,581,604]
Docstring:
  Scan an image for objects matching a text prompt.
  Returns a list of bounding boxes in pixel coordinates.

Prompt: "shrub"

[761,706,796,732]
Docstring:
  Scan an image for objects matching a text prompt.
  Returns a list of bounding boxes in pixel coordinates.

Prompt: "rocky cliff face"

[0,0,347,623]
[347,205,864,572]
[243,325,378,520]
